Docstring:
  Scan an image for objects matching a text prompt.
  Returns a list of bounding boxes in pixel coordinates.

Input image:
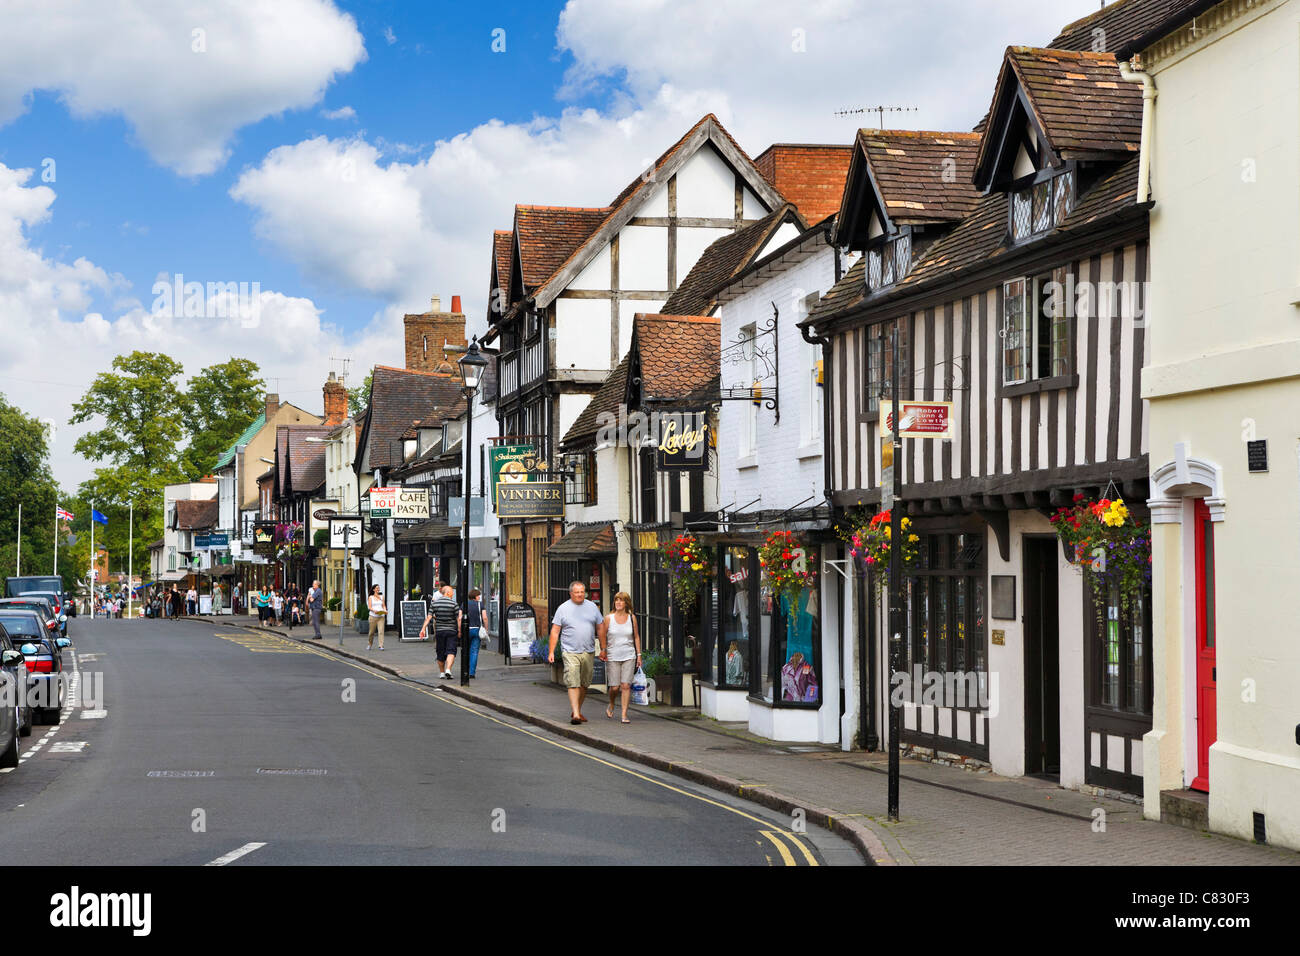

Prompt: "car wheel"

[0,724,17,768]
[19,705,31,737]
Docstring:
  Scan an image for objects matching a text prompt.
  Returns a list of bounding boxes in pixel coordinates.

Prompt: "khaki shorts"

[562,651,595,689]
[605,657,637,686]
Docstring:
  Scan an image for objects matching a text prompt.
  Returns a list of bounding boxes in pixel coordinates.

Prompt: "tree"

[347,370,373,417]
[69,351,188,574]
[0,392,62,582]
[180,358,265,479]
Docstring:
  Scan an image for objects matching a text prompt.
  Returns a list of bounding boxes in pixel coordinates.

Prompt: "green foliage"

[0,392,63,583]
[641,650,671,681]
[347,370,373,417]
[354,605,369,620]
[180,358,265,480]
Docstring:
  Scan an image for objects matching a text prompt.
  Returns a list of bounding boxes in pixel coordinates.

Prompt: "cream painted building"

[1127,0,1300,849]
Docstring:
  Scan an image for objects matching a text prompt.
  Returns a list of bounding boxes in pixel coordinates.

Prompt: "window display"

[717,547,751,689]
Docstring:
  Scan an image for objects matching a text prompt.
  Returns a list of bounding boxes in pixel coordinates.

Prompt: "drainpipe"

[1118,55,1157,204]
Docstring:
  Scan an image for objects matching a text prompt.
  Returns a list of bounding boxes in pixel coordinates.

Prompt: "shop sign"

[880,400,953,440]
[328,517,362,550]
[496,482,564,519]
[253,523,276,557]
[448,496,486,527]
[194,532,229,550]
[368,487,398,517]
[656,409,710,471]
[635,531,661,552]
[309,500,339,536]
[489,444,538,509]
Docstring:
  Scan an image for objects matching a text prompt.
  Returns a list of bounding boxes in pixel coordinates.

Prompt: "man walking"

[420,585,460,678]
[307,579,324,640]
[548,580,604,724]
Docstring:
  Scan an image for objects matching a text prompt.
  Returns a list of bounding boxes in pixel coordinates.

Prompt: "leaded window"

[1002,278,1029,385]
[1010,166,1076,242]
[864,232,914,292]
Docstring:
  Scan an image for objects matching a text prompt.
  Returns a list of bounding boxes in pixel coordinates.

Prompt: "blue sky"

[0,0,1100,489]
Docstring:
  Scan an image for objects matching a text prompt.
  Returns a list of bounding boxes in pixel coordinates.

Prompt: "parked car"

[0,622,33,738]
[0,633,25,768]
[0,611,67,724]
[22,591,69,637]
[0,598,60,640]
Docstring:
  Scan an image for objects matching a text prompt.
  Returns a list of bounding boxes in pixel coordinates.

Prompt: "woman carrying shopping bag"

[597,591,642,723]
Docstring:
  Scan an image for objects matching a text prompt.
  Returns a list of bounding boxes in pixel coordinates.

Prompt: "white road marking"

[81,710,107,719]
[49,741,86,753]
[205,842,267,866]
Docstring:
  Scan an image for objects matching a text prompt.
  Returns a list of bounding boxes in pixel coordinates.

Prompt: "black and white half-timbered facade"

[804,47,1153,794]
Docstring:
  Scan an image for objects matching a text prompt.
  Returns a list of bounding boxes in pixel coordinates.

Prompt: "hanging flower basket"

[1051,493,1151,622]
[757,530,817,606]
[660,534,713,609]
[839,508,919,591]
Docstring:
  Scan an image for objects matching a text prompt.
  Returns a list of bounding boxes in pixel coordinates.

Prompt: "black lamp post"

[458,338,488,687]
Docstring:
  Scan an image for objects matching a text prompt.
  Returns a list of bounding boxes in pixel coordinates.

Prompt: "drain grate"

[148,770,215,778]
[256,768,327,776]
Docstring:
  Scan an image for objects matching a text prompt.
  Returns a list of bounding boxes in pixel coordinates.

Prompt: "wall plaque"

[991,575,1016,620]
[1247,439,1268,473]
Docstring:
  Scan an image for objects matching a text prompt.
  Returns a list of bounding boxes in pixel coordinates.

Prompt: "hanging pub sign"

[496,481,564,519]
[880,400,953,440]
[252,522,276,557]
[489,444,537,509]
[656,409,710,471]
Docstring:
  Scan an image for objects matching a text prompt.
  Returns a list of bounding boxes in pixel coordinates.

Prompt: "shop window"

[633,548,670,656]
[1092,583,1151,715]
[903,531,987,705]
[528,534,548,604]
[717,546,752,689]
[507,535,523,603]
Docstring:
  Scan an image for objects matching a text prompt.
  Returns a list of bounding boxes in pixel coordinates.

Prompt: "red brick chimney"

[323,372,347,426]
[404,294,467,374]
[265,392,279,420]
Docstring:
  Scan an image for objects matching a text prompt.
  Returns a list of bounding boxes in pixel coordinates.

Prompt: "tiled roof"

[547,522,617,557]
[514,205,610,290]
[277,424,335,496]
[147,538,165,550]
[175,499,218,531]
[1050,0,1208,56]
[634,313,721,403]
[662,204,803,316]
[857,130,982,224]
[1002,48,1142,160]
[752,144,852,223]
[361,365,466,472]
[492,230,513,300]
[562,351,631,448]
[214,411,265,470]
[808,156,1142,327]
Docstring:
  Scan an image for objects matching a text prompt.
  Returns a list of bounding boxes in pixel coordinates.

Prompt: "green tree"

[180,358,265,479]
[69,351,188,573]
[347,370,373,417]
[0,392,61,581]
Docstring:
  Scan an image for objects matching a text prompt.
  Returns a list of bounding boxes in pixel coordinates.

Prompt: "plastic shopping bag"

[630,667,649,706]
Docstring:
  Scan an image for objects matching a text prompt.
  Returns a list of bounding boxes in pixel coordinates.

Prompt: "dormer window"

[865,231,912,292]
[1009,167,1075,243]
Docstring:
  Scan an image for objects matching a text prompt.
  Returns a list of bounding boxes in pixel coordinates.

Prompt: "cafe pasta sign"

[656,409,710,471]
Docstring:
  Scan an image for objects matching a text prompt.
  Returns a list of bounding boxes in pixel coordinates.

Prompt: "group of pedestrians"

[250,584,309,627]
[549,581,643,724]
[412,583,487,679]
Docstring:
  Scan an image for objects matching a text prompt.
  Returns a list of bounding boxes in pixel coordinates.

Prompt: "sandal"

[605,706,614,719]
[621,717,631,724]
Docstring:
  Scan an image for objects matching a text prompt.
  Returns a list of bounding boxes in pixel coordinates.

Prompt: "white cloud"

[228,0,1099,327]
[320,105,357,121]
[0,162,393,490]
[0,0,366,175]
[383,26,397,45]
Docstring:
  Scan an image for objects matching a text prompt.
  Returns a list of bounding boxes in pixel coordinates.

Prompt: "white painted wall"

[675,226,731,286]
[555,298,613,371]
[675,146,737,219]
[569,242,611,291]
[617,225,667,289]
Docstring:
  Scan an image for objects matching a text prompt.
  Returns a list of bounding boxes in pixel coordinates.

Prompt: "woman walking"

[256,585,271,624]
[366,584,387,651]
[466,588,488,679]
[598,592,642,723]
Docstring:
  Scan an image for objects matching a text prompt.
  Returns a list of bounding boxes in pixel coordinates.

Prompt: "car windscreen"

[0,615,45,638]
[5,578,62,598]
[0,602,50,617]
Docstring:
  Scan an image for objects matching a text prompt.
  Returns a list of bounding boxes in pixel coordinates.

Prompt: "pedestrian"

[598,591,642,724]
[186,586,197,616]
[307,579,324,640]
[212,582,224,616]
[420,585,460,677]
[548,580,604,724]
[256,585,271,624]
[271,588,283,625]
[465,588,488,679]
[366,585,387,651]
[232,581,242,615]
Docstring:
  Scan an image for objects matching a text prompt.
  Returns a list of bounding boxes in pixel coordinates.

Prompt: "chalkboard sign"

[506,602,537,660]
[1247,439,1268,473]
[399,600,429,642]
[591,655,606,687]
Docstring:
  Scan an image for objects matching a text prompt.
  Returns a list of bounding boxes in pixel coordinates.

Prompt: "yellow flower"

[901,517,912,529]
[691,563,702,570]
[908,534,919,543]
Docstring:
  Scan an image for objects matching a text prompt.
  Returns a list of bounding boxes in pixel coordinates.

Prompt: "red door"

[1191,499,1216,792]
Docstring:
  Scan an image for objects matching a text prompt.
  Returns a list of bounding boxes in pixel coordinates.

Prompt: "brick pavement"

[185,611,1300,866]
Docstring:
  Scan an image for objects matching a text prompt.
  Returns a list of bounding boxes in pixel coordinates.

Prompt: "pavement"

[0,615,855,865]
[192,609,1300,866]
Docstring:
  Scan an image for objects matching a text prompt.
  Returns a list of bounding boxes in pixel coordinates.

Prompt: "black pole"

[862,564,878,750]
[888,322,904,821]
[460,385,475,686]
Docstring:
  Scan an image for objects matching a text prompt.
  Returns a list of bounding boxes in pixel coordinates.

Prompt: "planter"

[354,619,368,634]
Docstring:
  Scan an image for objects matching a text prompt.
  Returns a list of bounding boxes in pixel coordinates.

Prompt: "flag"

[56,506,74,522]
[91,509,108,526]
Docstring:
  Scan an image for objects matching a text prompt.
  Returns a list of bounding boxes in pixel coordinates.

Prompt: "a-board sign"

[400,599,429,642]
[506,602,537,659]
[591,655,606,687]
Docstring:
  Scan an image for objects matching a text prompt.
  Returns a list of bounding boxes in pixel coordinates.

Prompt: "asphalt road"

[0,616,859,866]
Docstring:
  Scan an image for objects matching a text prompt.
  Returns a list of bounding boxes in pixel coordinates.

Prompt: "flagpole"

[89,503,94,620]
[15,502,21,575]
[128,503,134,620]
[53,508,59,576]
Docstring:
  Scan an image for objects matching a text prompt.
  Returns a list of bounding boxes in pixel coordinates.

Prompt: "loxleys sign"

[880,400,953,440]
[656,409,710,471]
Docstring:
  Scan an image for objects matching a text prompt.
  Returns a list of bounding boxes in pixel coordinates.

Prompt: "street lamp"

[306,435,353,645]
[457,338,488,687]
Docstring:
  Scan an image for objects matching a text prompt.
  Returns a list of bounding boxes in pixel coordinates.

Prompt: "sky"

[0,0,1103,490]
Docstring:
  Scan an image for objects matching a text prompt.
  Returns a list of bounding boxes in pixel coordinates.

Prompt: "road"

[0,617,859,865]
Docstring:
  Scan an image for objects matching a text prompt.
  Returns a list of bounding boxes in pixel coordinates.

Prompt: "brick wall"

[404,305,467,373]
